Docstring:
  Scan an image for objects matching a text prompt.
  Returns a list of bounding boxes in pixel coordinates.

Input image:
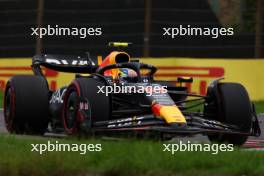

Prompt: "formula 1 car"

[3,42,261,145]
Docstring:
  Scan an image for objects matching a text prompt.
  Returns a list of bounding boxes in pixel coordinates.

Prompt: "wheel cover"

[64,90,78,134]
[65,91,78,130]
[63,82,81,135]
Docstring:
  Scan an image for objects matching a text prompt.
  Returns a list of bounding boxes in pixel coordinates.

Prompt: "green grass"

[0,91,264,175]
[255,101,264,114]
[0,134,264,176]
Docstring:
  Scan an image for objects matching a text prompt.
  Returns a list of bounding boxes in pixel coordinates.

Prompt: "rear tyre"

[204,83,252,145]
[62,77,110,135]
[4,75,49,135]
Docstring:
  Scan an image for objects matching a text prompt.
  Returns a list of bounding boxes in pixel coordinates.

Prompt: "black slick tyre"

[62,77,110,135]
[204,83,252,145]
[4,75,49,135]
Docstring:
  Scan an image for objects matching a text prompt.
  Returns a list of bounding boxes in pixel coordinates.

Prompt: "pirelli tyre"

[3,75,49,135]
[62,77,110,135]
[204,82,252,145]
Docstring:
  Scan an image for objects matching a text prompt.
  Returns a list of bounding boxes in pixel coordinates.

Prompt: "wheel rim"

[65,91,78,129]
[63,83,81,135]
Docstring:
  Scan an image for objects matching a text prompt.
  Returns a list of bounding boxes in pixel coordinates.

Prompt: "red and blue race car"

[3,42,261,145]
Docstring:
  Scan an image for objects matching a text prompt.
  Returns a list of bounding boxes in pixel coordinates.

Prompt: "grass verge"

[0,134,264,176]
[0,91,263,175]
[255,101,264,114]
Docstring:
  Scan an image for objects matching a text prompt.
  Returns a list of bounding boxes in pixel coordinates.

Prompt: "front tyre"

[62,78,110,135]
[204,83,252,145]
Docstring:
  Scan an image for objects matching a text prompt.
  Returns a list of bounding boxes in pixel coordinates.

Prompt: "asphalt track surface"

[0,109,263,148]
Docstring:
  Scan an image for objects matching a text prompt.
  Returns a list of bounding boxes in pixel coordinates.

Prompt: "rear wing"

[32,54,99,75]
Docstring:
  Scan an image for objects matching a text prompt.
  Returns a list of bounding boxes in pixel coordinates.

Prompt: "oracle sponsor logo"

[0,66,59,91]
[155,66,225,95]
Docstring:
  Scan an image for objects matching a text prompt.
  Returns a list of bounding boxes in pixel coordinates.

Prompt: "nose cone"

[152,104,187,127]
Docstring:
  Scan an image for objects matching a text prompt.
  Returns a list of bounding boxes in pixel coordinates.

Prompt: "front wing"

[87,114,254,136]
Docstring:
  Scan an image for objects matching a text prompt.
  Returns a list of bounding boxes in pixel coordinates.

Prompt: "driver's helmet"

[119,68,137,78]
[104,68,137,79]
